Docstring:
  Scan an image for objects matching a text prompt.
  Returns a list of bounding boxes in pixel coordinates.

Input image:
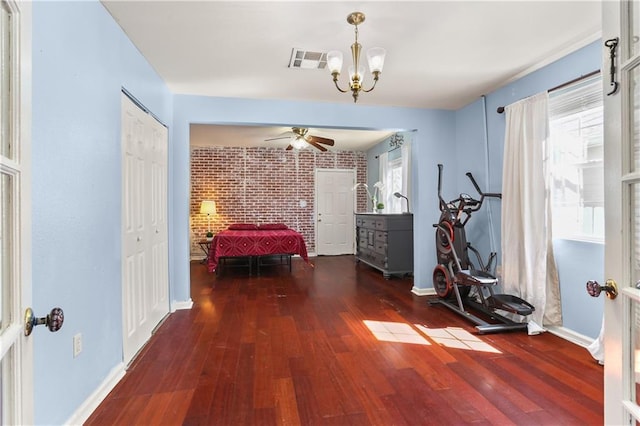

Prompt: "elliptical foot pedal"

[456,269,498,286]
[487,294,534,316]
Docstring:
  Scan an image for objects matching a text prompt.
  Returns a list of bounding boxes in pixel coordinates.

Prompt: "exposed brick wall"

[190,147,368,258]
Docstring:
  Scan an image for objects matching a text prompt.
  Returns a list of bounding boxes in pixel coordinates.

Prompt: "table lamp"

[393,192,410,214]
[200,200,217,239]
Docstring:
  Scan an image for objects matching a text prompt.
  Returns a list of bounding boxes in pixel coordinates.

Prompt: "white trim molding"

[546,325,594,348]
[411,286,435,297]
[64,363,126,426]
[171,299,194,312]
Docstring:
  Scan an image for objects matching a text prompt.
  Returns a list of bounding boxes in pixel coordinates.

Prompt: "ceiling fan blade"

[265,130,294,142]
[265,136,292,142]
[308,140,328,152]
[286,144,293,150]
[309,135,335,146]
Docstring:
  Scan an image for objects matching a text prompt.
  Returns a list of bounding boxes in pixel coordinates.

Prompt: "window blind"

[549,74,602,119]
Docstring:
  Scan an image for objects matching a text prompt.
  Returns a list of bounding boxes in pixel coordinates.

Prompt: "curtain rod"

[375,145,401,159]
[496,69,600,114]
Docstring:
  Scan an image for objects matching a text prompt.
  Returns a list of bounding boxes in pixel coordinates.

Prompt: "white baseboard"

[64,363,126,426]
[546,325,594,348]
[411,286,435,296]
[171,299,193,312]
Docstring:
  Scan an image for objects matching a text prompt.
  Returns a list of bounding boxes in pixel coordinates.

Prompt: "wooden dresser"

[355,213,414,279]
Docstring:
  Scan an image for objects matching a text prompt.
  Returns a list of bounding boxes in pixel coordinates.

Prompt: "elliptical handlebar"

[465,171,501,199]
[437,165,501,217]
[464,171,501,212]
[437,164,452,216]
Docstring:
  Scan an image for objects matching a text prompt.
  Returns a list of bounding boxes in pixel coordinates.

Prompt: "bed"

[207,224,309,274]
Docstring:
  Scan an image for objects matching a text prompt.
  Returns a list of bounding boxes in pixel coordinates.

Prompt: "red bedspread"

[208,229,309,272]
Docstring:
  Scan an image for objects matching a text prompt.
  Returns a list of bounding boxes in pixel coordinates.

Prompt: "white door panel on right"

[121,94,169,365]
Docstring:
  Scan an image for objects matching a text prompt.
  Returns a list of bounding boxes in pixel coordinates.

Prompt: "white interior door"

[602,1,640,423]
[149,117,169,327]
[316,169,355,255]
[121,94,169,365]
[0,1,33,423]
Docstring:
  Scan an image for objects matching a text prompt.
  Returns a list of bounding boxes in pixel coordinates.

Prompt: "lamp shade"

[366,47,386,73]
[200,200,217,215]
[327,50,344,74]
[291,137,307,150]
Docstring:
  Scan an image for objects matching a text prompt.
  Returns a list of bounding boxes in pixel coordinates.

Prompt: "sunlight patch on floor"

[415,325,502,353]
[363,320,431,345]
[363,320,501,353]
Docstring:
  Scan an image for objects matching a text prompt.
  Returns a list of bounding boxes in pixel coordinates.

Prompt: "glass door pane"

[0,3,10,160]
[632,1,640,58]
[0,172,11,333]
[631,66,640,172]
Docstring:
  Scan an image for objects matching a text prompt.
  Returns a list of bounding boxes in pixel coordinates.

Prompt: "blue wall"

[32,2,172,424]
[554,240,604,337]
[452,40,604,339]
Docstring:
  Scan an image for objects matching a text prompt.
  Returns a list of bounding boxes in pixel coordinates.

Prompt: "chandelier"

[327,12,386,103]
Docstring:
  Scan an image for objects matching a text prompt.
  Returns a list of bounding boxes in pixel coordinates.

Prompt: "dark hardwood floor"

[85,255,603,425]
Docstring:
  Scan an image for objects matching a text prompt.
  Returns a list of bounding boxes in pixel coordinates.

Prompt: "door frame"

[0,0,34,423]
[602,0,634,423]
[314,168,356,255]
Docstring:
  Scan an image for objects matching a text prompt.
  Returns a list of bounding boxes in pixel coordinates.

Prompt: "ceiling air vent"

[288,48,327,69]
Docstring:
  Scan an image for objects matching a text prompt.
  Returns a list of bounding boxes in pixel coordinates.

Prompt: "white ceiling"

[102,1,601,151]
[190,124,396,151]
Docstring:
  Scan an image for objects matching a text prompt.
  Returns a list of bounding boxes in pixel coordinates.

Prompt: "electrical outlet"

[73,333,82,357]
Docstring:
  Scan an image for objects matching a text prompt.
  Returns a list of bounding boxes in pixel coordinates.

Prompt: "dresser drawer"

[361,218,377,229]
[358,249,377,264]
[374,240,386,254]
[375,230,387,243]
[372,252,387,267]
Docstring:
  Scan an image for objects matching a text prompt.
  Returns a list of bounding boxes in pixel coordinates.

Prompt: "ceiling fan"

[265,127,335,152]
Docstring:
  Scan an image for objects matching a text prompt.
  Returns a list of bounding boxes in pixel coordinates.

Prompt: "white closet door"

[148,118,169,328]
[121,93,169,365]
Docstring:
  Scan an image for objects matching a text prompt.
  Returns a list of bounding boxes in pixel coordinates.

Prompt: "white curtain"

[501,92,562,335]
[378,151,391,212]
[401,144,411,212]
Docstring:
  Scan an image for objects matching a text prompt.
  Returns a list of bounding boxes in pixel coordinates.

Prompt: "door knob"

[586,279,618,300]
[24,307,64,336]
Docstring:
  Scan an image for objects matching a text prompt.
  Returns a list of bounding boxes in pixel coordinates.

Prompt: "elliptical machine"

[430,164,534,333]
